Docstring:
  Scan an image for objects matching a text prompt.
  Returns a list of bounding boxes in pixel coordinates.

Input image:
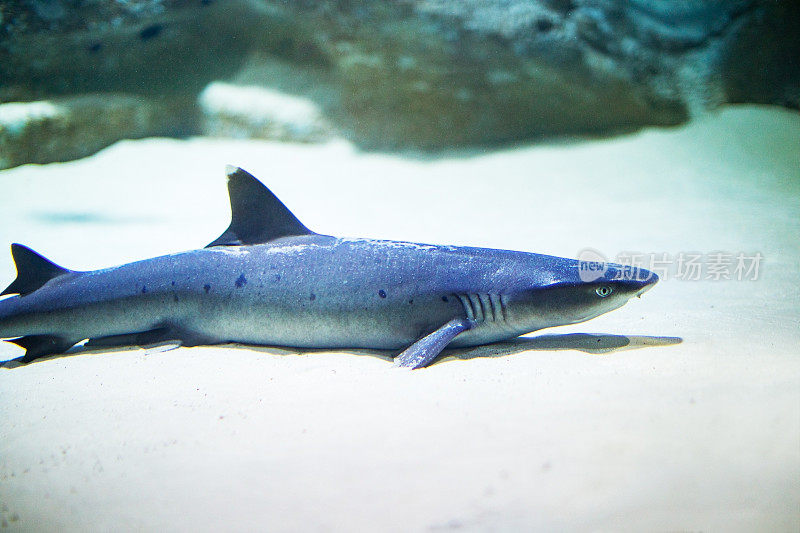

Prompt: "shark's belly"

[191,290,462,349]
[187,286,527,350]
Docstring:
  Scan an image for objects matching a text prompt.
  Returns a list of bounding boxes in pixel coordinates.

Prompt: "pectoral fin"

[394,318,471,370]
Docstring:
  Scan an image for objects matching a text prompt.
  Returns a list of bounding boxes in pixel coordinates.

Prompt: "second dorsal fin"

[206,165,315,247]
[1,244,73,296]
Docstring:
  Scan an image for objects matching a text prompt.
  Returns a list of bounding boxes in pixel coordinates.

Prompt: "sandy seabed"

[0,105,798,531]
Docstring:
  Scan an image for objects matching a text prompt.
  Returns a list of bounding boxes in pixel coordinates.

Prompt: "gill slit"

[469,294,484,322]
[499,294,509,322]
[457,294,474,321]
[455,293,509,325]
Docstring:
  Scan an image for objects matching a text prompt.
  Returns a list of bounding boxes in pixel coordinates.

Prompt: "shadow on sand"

[2,333,682,369]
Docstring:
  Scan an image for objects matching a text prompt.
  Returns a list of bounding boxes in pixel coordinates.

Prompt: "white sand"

[0,105,798,531]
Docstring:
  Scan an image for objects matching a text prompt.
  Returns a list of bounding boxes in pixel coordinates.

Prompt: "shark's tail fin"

[1,244,72,297]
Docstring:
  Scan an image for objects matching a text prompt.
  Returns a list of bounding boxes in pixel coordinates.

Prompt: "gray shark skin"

[0,166,658,369]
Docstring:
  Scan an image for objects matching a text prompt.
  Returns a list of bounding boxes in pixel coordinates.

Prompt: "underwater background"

[1,1,799,531]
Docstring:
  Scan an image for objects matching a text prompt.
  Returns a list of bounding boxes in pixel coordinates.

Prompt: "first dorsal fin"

[206,165,315,248]
[1,244,72,296]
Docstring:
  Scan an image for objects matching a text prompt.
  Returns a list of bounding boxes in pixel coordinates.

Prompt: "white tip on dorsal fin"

[206,166,315,248]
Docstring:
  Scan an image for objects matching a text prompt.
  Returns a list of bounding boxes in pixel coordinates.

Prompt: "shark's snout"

[633,269,659,297]
[637,276,658,297]
[604,266,658,299]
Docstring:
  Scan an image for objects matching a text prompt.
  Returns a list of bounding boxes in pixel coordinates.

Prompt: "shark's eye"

[596,286,613,297]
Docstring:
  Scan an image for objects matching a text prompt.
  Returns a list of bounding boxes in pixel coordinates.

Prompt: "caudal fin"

[1,244,72,296]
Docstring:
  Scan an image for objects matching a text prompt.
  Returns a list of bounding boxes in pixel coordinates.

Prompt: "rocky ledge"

[1,0,797,167]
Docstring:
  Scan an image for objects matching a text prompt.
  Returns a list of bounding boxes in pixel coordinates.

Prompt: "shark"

[0,166,658,369]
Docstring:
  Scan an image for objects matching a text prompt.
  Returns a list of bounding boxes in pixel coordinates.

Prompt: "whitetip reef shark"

[0,166,657,369]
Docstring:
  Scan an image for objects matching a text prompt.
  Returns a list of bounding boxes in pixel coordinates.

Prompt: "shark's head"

[507,260,658,330]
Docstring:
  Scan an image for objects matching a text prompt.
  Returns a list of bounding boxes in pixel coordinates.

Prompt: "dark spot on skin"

[378,289,387,299]
[139,24,163,41]
[309,293,316,301]
[408,299,414,305]
[141,286,147,294]
[203,284,211,293]
[442,296,449,302]
[201,0,214,5]
[173,294,179,303]
[87,42,102,53]
[171,281,176,286]
[235,274,247,288]
[535,18,554,32]
[273,274,281,282]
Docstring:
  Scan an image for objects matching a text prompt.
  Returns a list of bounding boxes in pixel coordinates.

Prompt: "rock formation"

[1,0,797,167]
